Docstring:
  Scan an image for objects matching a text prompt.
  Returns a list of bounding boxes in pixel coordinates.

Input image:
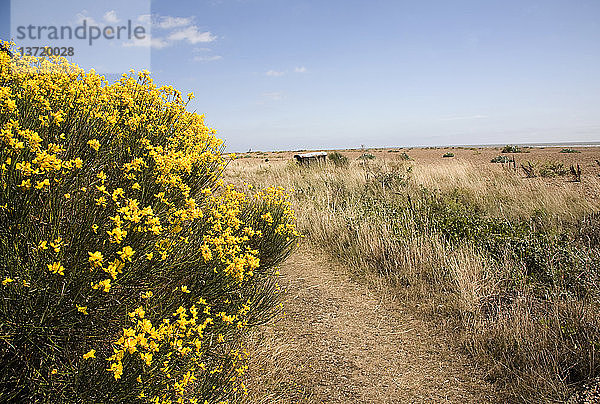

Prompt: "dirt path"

[244,244,501,403]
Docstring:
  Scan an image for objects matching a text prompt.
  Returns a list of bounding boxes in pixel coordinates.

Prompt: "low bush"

[442,152,454,158]
[502,145,523,153]
[538,161,567,177]
[491,155,511,163]
[327,151,349,167]
[0,48,298,402]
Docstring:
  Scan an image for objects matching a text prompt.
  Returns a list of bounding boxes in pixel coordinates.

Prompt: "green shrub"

[358,152,375,160]
[560,148,580,153]
[327,151,349,167]
[539,161,567,177]
[0,49,298,402]
[443,152,454,158]
[491,155,511,163]
[502,145,522,153]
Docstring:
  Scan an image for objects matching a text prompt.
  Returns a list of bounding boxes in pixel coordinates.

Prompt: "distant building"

[293,152,327,166]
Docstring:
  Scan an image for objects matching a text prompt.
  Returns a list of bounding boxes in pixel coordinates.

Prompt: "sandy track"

[244,244,502,403]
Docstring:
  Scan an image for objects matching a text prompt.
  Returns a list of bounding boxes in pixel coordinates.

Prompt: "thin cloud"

[127,14,216,49]
[103,10,119,24]
[157,16,194,29]
[75,11,98,26]
[294,66,307,73]
[168,26,216,44]
[193,55,223,62]
[123,36,170,49]
[262,92,284,101]
[265,70,284,77]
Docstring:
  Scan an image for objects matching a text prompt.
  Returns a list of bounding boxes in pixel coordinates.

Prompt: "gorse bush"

[0,46,299,403]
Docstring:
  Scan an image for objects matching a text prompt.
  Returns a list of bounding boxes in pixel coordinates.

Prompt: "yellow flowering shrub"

[0,43,299,403]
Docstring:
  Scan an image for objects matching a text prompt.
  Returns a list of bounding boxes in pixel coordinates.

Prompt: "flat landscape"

[226,145,600,403]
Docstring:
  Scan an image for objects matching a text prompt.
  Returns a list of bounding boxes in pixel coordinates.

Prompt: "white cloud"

[168,26,216,44]
[262,92,284,101]
[265,70,284,77]
[137,14,152,24]
[193,55,223,62]
[157,16,194,29]
[294,66,307,73]
[103,10,119,24]
[123,36,170,49]
[75,11,98,26]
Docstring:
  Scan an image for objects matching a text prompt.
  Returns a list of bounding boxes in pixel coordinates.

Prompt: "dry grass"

[226,147,600,403]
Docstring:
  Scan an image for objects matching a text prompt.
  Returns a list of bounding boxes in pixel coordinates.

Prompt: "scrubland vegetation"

[0,49,298,402]
[227,152,600,402]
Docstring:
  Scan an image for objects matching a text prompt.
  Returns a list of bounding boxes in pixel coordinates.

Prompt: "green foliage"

[358,152,375,160]
[442,152,454,158]
[491,155,512,163]
[539,161,567,177]
[502,145,523,153]
[327,151,349,167]
[560,148,580,153]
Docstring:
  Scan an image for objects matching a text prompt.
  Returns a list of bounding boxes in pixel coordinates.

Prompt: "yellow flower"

[88,251,103,267]
[181,285,190,293]
[217,334,224,343]
[2,278,14,286]
[128,306,145,319]
[142,290,153,299]
[38,240,48,250]
[50,237,63,253]
[87,139,100,151]
[107,227,127,244]
[64,193,70,199]
[132,182,141,190]
[117,246,135,262]
[112,188,124,201]
[91,278,111,293]
[47,262,65,276]
[83,349,96,360]
[76,305,88,315]
[51,369,58,375]
[145,252,153,260]
[22,280,30,287]
[35,179,50,189]
[19,179,31,189]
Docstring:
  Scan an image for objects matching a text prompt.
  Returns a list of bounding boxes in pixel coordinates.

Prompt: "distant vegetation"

[442,152,454,158]
[358,152,376,160]
[502,144,524,153]
[491,155,512,163]
[328,151,349,167]
[561,148,581,153]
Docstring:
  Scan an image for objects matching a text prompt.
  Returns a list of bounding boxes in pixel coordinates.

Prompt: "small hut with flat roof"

[293,152,327,166]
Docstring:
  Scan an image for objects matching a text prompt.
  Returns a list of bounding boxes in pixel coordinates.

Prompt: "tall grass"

[227,157,600,402]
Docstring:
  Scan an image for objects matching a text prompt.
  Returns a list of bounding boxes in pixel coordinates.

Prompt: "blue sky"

[3,1,600,151]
